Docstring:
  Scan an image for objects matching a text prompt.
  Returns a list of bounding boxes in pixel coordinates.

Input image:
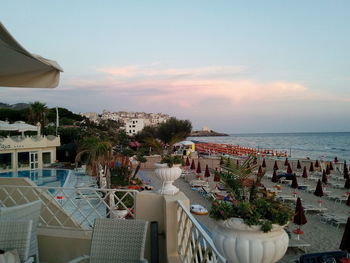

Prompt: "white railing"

[0,185,137,230]
[177,200,226,263]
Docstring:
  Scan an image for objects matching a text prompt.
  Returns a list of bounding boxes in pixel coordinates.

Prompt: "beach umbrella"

[271,170,278,183]
[329,162,334,171]
[293,197,307,238]
[326,164,331,175]
[339,217,350,253]
[204,164,210,177]
[190,159,196,170]
[344,178,350,189]
[302,166,308,179]
[344,162,349,180]
[287,163,293,174]
[314,179,324,197]
[347,195,350,207]
[297,160,302,170]
[309,162,314,172]
[185,157,190,166]
[273,160,279,170]
[262,159,266,168]
[284,158,289,166]
[315,160,320,168]
[322,170,328,185]
[291,175,299,189]
[196,161,202,174]
[213,168,220,182]
[257,165,263,176]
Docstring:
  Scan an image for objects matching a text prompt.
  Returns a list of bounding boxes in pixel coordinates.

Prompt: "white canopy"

[0,22,63,88]
[176,140,195,146]
[0,121,38,132]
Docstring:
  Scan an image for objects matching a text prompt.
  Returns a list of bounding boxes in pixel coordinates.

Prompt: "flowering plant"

[209,157,292,232]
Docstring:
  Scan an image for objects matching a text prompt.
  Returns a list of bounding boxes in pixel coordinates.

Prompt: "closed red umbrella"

[344,162,349,180]
[196,161,202,174]
[297,160,302,170]
[339,217,350,253]
[329,162,334,171]
[302,166,308,179]
[326,164,330,175]
[344,178,350,189]
[262,159,266,168]
[309,162,314,172]
[271,170,278,183]
[190,159,196,170]
[287,163,293,174]
[314,179,324,197]
[346,195,350,206]
[291,175,299,189]
[257,165,263,176]
[273,160,279,170]
[294,197,307,225]
[284,158,289,166]
[204,164,210,177]
[293,197,307,238]
[315,160,320,168]
[213,168,220,182]
[322,170,328,185]
[185,157,190,166]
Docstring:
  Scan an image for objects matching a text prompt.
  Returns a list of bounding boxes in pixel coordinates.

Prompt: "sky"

[1,0,350,133]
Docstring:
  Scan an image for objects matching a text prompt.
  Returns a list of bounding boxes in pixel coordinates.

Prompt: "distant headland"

[189,126,229,137]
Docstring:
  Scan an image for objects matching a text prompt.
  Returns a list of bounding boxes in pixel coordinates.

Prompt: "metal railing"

[177,201,226,263]
[0,185,137,230]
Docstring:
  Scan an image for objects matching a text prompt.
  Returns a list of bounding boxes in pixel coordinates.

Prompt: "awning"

[0,121,38,132]
[0,22,63,88]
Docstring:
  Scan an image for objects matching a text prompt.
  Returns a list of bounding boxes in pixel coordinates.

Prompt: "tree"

[75,137,112,177]
[28,101,48,129]
[157,117,192,144]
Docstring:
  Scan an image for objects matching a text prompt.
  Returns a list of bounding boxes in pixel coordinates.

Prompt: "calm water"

[0,169,70,187]
[189,132,350,161]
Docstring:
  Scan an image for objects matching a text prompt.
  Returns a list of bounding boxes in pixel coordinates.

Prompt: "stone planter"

[111,208,128,219]
[212,218,289,263]
[154,163,182,195]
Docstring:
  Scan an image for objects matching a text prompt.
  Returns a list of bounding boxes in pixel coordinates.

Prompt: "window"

[18,152,29,169]
[0,153,12,170]
[133,121,135,124]
[43,152,51,164]
[132,125,136,128]
[133,129,135,132]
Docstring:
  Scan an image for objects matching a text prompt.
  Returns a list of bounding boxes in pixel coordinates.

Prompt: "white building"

[125,118,144,136]
[0,135,60,172]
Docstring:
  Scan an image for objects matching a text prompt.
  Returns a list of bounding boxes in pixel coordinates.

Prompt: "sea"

[188,132,350,162]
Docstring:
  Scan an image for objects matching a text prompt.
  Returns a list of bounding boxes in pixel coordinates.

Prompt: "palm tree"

[75,137,112,178]
[28,101,48,129]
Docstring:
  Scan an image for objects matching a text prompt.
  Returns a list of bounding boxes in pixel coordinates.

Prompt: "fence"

[0,185,137,230]
[177,200,226,263]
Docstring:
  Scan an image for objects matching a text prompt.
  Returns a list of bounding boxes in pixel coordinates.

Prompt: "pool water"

[0,169,70,187]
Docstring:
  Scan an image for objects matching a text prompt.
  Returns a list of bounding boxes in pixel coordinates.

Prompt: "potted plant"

[144,118,191,195]
[210,157,293,263]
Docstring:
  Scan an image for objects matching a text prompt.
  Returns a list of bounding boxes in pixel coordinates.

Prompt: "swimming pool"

[0,169,70,187]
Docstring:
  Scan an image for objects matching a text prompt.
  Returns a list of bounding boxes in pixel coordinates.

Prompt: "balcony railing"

[0,185,137,230]
[177,200,226,263]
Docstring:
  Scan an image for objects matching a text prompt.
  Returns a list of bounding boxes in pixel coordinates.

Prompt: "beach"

[140,157,349,262]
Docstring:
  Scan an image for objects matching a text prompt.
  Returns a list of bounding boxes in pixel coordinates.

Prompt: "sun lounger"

[288,238,311,253]
[320,213,348,228]
[303,204,327,213]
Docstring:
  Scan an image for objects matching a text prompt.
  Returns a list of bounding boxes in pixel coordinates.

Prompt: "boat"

[190,204,209,215]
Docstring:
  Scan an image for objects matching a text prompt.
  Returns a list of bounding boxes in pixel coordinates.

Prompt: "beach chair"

[68,218,149,263]
[0,220,33,263]
[0,200,42,262]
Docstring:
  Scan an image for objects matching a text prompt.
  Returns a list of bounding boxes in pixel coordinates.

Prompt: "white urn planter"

[212,218,289,263]
[111,208,128,219]
[154,163,182,195]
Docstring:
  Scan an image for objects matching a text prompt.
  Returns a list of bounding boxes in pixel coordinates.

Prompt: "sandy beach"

[140,159,349,263]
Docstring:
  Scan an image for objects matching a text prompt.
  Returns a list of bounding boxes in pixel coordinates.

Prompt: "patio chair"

[68,218,149,263]
[0,220,33,263]
[0,200,42,262]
